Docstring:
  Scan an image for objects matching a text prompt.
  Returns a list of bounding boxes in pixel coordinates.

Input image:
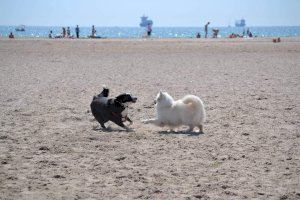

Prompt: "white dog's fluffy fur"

[143,91,206,132]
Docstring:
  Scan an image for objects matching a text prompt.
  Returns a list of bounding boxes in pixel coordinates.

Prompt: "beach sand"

[0,38,299,199]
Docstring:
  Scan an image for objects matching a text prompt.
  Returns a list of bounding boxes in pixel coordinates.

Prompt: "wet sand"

[0,37,299,199]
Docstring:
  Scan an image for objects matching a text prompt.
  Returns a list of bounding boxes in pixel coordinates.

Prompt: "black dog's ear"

[97,87,109,98]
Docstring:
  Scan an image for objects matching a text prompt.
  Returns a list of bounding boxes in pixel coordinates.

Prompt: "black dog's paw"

[103,127,113,132]
[92,125,101,131]
[125,127,134,132]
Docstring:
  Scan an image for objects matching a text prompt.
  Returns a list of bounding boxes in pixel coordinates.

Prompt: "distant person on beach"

[229,33,244,38]
[91,25,96,37]
[89,25,103,38]
[62,27,66,38]
[48,30,53,38]
[67,27,71,37]
[75,25,80,38]
[9,32,14,38]
[212,29,219,38]
[147,23,152,37]
[196,33,201,38]
[205,22,210,38]
[246,28,250,36]
[246,28,253,37]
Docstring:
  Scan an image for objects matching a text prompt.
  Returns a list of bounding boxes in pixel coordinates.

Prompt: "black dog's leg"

[100,122,107,129]
[126,116,133,125]
[114,120,132,131]
[93,115,108,130]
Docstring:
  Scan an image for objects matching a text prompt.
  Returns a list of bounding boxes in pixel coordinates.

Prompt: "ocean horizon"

[1,25,300,38]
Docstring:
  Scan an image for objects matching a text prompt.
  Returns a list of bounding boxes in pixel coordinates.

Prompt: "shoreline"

[1,36,300,44]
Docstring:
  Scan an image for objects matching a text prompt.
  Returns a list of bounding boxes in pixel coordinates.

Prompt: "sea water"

[1,26,300,38]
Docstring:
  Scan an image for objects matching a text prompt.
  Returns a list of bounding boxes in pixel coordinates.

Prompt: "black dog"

[90,87,137,131]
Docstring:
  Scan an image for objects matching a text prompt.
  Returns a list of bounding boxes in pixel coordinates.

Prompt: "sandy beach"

[0,37,299,199]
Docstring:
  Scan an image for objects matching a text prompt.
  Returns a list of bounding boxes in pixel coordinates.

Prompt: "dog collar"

[111,112,119,117]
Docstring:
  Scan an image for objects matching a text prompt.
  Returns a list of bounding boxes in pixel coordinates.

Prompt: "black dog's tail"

[93,86,109,100]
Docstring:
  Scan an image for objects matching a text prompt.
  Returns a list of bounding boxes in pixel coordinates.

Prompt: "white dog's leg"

[187,126,195,132]
[141,118,155,124]
[168,126,177,132]
[198,124,203,133]
[142,118,164,127]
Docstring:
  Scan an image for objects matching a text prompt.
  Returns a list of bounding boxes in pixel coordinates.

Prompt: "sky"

[0,0,299,27]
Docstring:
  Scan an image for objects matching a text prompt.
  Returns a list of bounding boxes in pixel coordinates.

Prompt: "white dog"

[142,91,206,132]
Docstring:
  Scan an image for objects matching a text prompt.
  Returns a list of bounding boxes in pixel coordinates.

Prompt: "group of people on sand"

[196,22,255,39]
[48,25,102,39]
[229,28,253,38]
[196,22,217,38]
[8,23,257,39]
[49,25,81,39]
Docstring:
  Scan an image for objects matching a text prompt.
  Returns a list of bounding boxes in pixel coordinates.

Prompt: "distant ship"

[235,19,246,27]
[139,15,153,27]
[15,25,25,31]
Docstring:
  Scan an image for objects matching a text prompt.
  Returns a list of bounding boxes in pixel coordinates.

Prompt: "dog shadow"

[92,126,134,133]
[158,130,204,136]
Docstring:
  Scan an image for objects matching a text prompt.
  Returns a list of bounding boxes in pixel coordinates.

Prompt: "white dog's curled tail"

[182,95,203,109]
[182,95,206,122]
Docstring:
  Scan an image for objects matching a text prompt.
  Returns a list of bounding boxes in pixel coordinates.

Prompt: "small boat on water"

[139,15,153,27]
[15,25,25,31]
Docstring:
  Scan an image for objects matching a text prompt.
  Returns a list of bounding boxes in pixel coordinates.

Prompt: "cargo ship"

[139,15,153,27]
[235,19,246,27]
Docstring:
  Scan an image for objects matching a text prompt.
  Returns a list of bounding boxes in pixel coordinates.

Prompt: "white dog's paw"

[141,119,149,124]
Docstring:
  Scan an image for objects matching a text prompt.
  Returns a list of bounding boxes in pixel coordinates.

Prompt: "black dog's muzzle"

[132,97,137,103]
